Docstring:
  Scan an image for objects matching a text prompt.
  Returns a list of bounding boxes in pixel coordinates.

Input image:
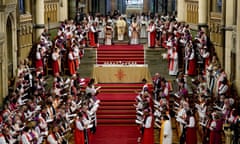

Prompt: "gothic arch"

[6,14,14,79]
[5,11,18,95]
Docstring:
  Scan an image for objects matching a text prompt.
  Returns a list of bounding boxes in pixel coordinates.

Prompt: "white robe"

[140,21,147,38]
[162,120,173,144]
[169,51,178,75]
[0,135,6,144]
[47,134,58,144]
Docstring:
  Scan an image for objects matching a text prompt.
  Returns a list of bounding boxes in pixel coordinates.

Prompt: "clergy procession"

[0,8,240,144]
[132,13,240,144]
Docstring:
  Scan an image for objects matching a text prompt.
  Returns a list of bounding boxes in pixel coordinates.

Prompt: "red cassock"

[149,30,156,48]
[52,61,59,75]
[161,34,167,48]
[35,52,43,69]
[188,58,196,76]
[88,26,97,47]
[88,31,96,47]
[141,128,154,144]
[68,51,76,75]
[204,56,210,74]
[35,59,43,69]
[141,115,154,144]
[74,127,85,144]
[186,127,197,144]
[52,59,59,75]
[209,120,223,144]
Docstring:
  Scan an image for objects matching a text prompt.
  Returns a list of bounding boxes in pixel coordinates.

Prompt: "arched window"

[210,0,222,13]
[125,0,143,9]
[19,0,25,14]
[216,0,222,12]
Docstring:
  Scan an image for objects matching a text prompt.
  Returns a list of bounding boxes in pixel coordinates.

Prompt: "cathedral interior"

[0,0,240,143]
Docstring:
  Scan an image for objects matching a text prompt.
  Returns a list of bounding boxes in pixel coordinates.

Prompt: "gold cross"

[114,69,126,80]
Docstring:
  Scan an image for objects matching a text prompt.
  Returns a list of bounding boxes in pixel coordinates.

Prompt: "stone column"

[0,33,4,106]
[198,0,207,25]
[11,11,18,78]
[224,0,234,76]
[111,0,117,12]
[236,0,240,93]
[177,0,185,22]
[143,0,149,14]
[24,0,31,14]
[35,0,45,40]
[59,0,68,21]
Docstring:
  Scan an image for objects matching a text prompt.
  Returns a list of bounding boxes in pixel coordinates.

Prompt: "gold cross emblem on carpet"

[114,69,126,80]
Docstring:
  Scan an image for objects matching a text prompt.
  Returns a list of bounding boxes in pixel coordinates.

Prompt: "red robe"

[188,58,196,76]
[88,26,97,47]
[209,119,223,144]
[186,127,197,144]
[141,115,154,144]
[52,53,60,76]
[185,116,197,144]
[68,51,76,76]
[74,120,85,144]
[35,52,43,69]
[187,50,196,76]
[147,24,156,48]
[161,33,167,48]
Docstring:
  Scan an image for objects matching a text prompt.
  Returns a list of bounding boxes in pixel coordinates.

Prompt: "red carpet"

[97,45,145,64]
[93,46,146,143]
[96,83,142,126]
[91,126,139,144]
[98,44,144,50]
[97,93,137,100]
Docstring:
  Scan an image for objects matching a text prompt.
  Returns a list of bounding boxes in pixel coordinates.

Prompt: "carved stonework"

[20,14,32,22]
[0,33,4,64]
[19,13,33,36]
[0,0,17,5]
[44,0,59,3]
[19,24,32,35]
[44,1,59,23]
[186,1,199,24]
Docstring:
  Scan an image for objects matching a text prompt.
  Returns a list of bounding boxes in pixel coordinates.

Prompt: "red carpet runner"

[91,83,143,144]
[97,45,145,64]
[91,126,139,144]
[95,83,143,125]
[91,45,146,144]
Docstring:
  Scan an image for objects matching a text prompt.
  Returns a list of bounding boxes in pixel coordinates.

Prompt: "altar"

[92,64,152,83]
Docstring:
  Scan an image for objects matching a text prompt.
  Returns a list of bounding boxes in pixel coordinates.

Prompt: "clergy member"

[147,20,156,48]
[104,20,113,45]
[160,115,172,144]
[68,49,76,76]
[130,18,140,44]
[185,110,197,144]
[168,46,178,76]
[51,48,60,76]
[88,22,98,47]
[116,16,126,41]
[141,109,154,144]
[74,112,85,144]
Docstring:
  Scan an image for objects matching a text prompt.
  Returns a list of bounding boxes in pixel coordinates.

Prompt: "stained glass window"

[125,0,143,8]
[19,0,25,14]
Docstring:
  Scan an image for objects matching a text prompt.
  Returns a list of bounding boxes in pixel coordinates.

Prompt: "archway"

[125,0,143,15]
[6,16,13,80]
